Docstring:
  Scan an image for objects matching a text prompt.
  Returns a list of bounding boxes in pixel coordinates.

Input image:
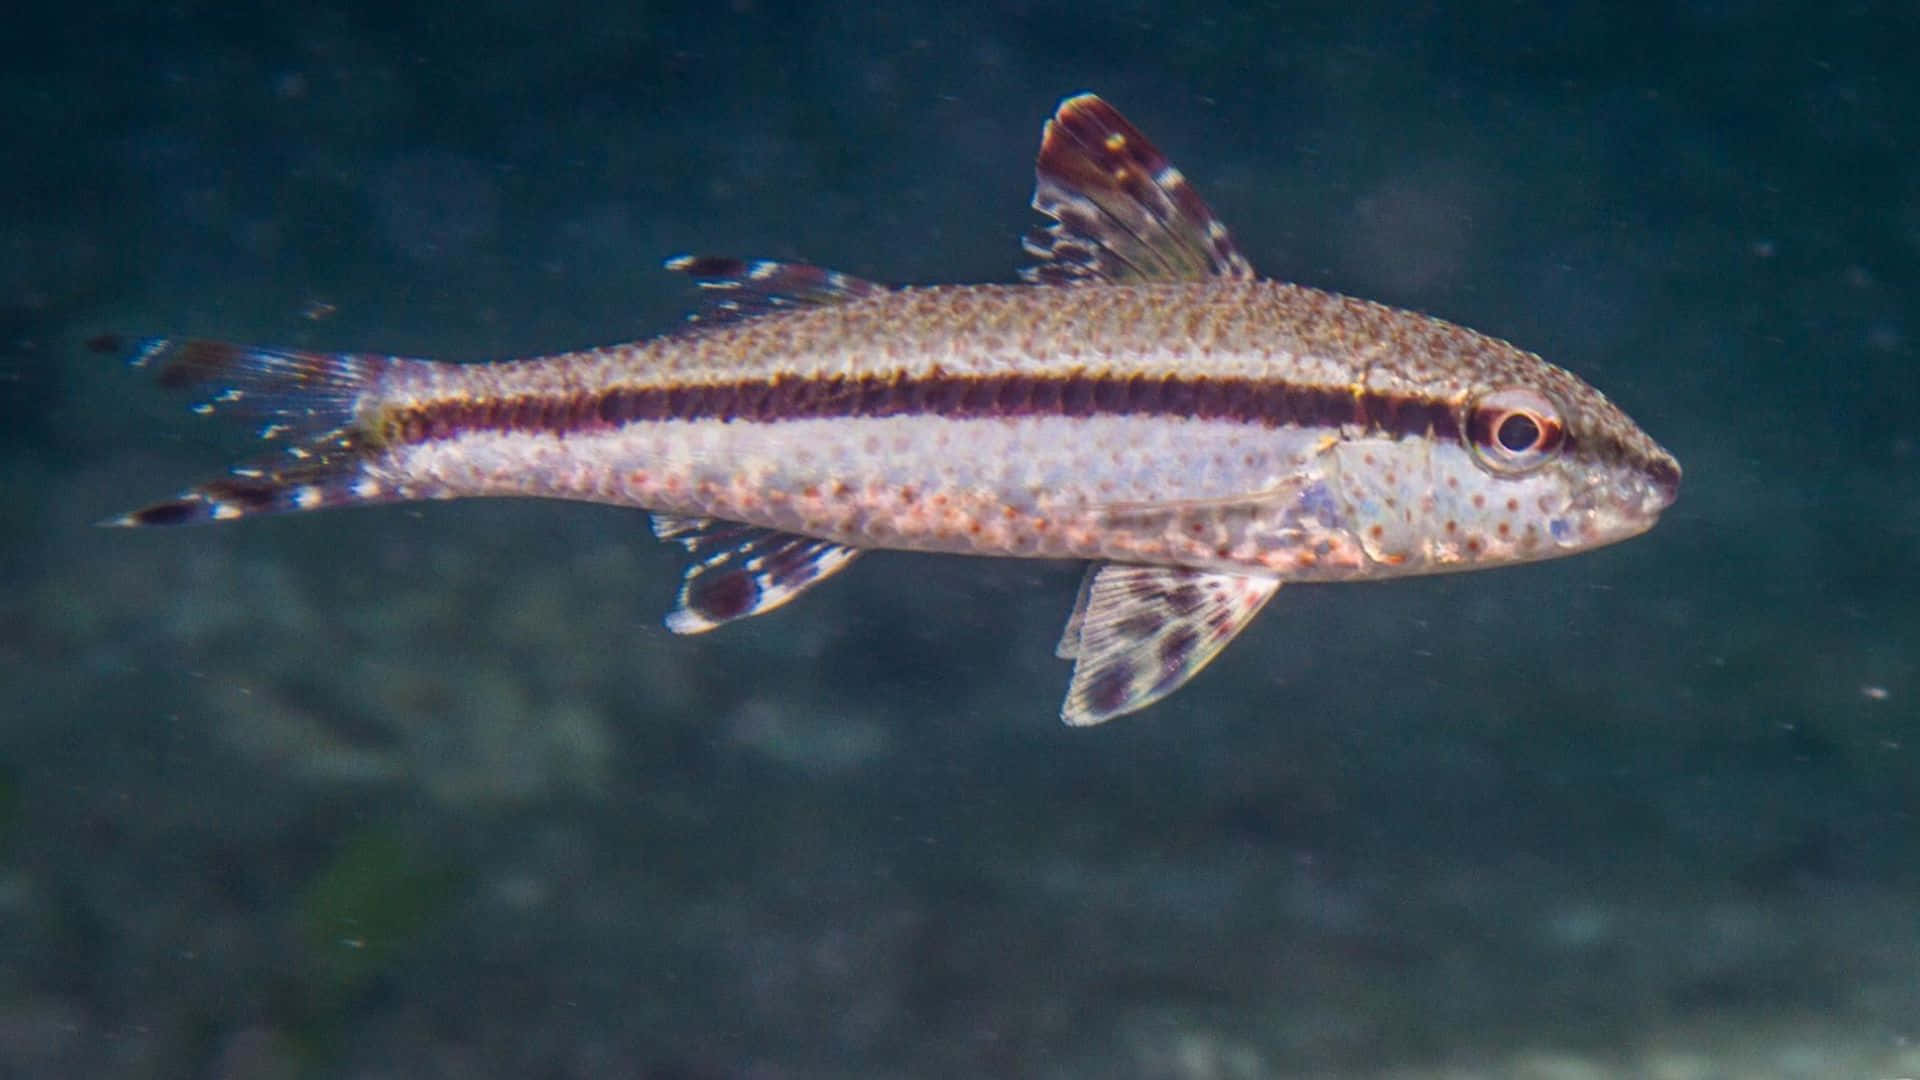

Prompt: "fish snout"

[1644,453,1682,514]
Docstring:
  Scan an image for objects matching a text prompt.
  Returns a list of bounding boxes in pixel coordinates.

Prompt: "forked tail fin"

[96,336,416,526]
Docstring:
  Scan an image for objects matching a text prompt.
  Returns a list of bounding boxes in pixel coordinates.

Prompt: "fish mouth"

[1568,449,1681,542]
[1644,454,1682,513]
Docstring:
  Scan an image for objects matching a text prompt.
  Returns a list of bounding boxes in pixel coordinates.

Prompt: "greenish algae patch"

[287,825,463,1059]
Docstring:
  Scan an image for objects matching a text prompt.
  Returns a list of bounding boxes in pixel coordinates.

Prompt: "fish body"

[109,94,1680,724]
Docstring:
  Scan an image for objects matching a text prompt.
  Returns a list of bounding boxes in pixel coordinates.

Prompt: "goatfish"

[103,93,1680,725]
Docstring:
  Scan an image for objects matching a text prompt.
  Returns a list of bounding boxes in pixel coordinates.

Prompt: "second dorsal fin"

[665,255,887,326]
[1020,93,1256,286]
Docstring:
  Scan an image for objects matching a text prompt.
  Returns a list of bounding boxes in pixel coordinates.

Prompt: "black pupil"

[1495,412,1542,453]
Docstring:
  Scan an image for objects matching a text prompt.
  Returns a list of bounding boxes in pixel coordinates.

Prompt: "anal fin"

[1059,563,1280,726]
[652,515,863,633]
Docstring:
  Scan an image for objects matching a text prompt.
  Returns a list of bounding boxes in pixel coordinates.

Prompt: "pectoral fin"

[1056,562,1101,659]
[1058,563,1280,726]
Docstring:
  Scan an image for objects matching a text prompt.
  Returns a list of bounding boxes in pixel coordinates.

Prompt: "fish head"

[1437,355,1679,567]
[1337,343,1680,573]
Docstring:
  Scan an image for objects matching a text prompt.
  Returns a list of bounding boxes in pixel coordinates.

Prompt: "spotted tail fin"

[98,336,414,526]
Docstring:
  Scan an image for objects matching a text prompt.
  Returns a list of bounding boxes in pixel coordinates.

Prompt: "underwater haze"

[2,2,1917,1077]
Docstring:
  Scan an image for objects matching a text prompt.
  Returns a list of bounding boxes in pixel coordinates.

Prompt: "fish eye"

[1466,387,1565,474]
[1495,412,1541,452]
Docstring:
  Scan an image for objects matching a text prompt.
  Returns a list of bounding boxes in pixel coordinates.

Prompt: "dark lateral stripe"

[382,373,1461,445]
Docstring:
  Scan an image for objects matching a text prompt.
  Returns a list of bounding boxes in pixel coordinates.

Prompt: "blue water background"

[1,3,1916,1076]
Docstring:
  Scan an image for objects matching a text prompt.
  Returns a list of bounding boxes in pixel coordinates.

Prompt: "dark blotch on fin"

[1059,563,1280,726]
[102,461,396,527]
[1086,662,1137,719]
[686,568,760,625]
[665,255,887,327]
[1021,93,1256,286]
[653,514,863,634]
[121,499,200,527]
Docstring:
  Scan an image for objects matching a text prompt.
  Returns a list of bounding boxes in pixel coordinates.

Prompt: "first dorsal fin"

[1021,93,1256,286]
[665,255,887,327]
